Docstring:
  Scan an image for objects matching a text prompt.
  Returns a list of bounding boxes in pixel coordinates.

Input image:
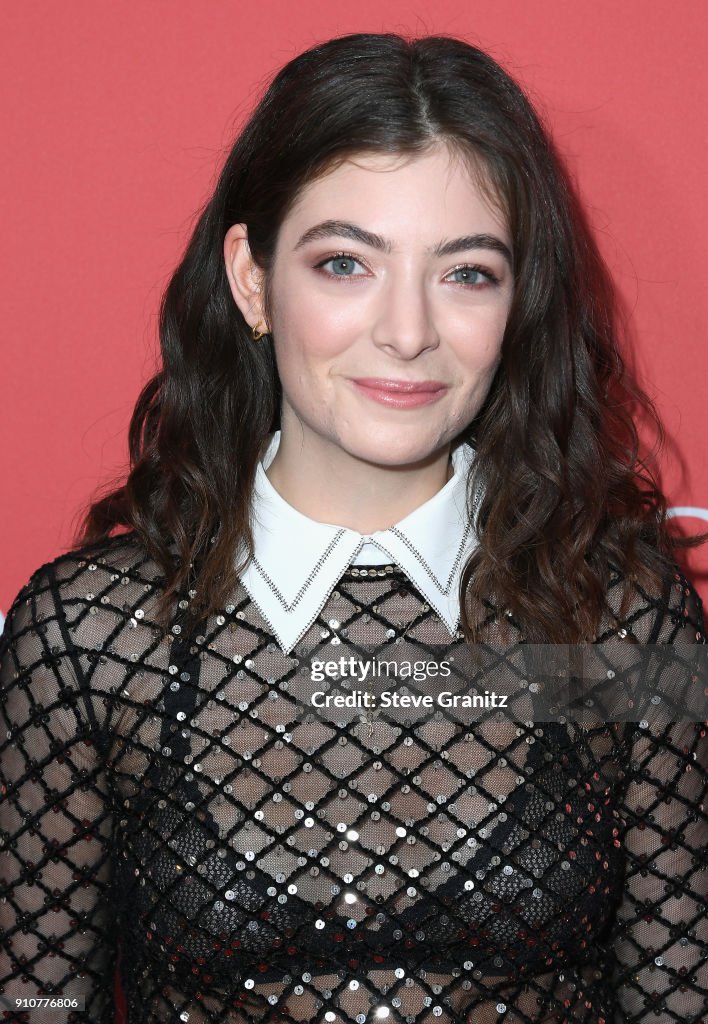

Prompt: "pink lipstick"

[350,377,448,409]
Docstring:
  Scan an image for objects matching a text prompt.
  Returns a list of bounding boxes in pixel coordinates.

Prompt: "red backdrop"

[2,0,707,622]
[1,5,707,1019]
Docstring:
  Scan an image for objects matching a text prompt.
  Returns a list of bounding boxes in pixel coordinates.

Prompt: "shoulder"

[50,530,167,606]
[598,559,705,645]
[1,533,174,746]
[5,530,157,609]
[2,531,168,660]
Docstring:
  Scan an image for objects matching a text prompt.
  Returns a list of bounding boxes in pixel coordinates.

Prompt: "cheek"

[270,306,345,403]
[271,292,361,370]
[270,263,370,354]
[452,314,507,382]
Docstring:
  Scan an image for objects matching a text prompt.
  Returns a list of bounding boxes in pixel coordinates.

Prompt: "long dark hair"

[77,32,702,641]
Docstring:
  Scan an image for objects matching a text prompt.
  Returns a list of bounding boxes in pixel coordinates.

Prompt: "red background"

[0,6,706,1017]
[2,0,707,624]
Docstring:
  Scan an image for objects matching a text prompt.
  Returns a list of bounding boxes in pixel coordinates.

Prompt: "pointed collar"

[237,432,480,654]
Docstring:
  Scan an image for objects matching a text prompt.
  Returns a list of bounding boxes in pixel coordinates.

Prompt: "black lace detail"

[1,533,706,1023]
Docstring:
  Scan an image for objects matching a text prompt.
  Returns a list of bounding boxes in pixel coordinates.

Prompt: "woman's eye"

[445,266,496,286]
[317,255,368,277]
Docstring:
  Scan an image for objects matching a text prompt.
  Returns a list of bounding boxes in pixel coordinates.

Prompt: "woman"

[1,32,706,1024]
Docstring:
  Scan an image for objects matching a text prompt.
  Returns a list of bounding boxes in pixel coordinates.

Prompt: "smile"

[350,378,448,408]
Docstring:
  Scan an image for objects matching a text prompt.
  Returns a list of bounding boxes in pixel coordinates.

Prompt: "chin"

[342,434,445,469]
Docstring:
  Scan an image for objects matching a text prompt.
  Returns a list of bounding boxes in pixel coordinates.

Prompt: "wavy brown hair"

[76,32,703,642]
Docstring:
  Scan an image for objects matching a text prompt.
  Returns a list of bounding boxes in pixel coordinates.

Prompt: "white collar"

[238,432,480,654]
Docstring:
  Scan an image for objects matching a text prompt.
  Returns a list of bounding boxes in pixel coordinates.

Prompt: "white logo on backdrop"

[667,506,708,523]
[1,507,706,637]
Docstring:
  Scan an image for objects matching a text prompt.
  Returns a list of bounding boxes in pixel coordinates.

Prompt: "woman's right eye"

[315,254,369,278]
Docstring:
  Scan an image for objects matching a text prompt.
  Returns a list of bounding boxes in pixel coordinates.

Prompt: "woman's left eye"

[316,254,369,277]
[444,265,498,287]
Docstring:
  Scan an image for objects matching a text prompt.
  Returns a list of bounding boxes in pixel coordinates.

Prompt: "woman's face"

[256,144,513,468]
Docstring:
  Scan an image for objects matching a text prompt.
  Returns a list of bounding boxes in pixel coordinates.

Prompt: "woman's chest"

[109,667,626,984]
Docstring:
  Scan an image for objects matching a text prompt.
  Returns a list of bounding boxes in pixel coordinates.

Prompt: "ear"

[223,223,268,331]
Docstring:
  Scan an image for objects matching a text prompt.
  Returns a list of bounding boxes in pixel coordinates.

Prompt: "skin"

[224,143,513,533]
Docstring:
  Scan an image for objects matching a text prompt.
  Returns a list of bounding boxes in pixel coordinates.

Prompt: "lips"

[352,378,446,393]
[350,377,448,408]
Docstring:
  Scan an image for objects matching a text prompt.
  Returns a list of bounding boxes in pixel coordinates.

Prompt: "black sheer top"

[1,534,706,1023]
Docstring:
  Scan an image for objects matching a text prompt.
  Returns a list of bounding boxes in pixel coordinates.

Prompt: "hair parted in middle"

[77,31,691,642]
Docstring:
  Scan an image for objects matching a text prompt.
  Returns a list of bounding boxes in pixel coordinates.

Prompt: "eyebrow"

[293,219,512,266]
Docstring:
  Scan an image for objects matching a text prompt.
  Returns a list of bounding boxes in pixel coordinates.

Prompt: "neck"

[265,430,453,534]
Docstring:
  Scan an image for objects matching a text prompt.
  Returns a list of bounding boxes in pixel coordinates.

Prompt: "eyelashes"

[313,251,501,287]
[445,265,501,287]
[314,253,370,279]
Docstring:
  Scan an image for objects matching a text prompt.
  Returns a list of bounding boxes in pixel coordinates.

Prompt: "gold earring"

[252,321,268,342]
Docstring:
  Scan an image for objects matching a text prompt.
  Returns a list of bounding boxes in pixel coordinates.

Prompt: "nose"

[370,271,440,359]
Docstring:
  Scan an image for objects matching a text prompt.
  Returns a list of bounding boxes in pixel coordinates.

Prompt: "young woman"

[1,33,706,1024]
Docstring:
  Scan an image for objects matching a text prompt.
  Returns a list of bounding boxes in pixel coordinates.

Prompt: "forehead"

[281,144,509,241]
